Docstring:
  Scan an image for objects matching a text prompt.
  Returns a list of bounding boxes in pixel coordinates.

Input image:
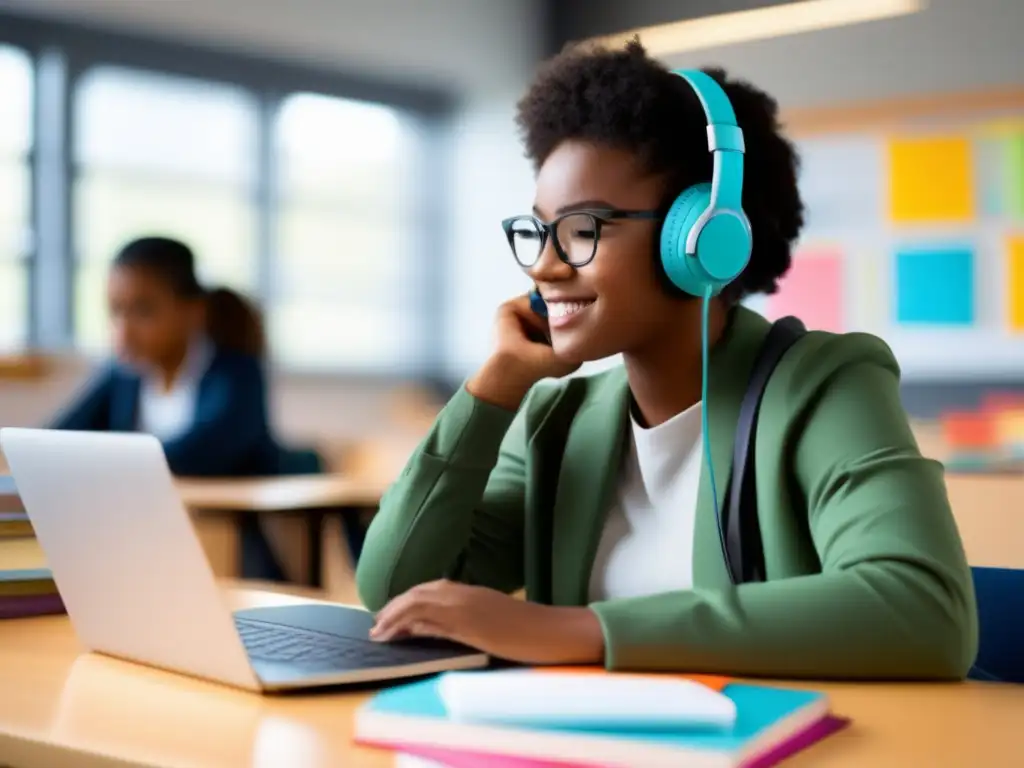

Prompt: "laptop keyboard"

[234,616,437,668]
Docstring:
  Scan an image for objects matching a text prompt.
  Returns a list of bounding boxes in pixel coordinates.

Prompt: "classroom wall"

[661,0,1024,108]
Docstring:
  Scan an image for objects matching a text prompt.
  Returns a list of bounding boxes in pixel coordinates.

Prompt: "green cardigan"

[357,307,978,680]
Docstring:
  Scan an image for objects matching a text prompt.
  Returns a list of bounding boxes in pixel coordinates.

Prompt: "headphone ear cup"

[660,183,713,297]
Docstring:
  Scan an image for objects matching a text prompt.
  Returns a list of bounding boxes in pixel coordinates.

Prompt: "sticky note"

[797,137,882,230]
[1009,236,1024,332]
[888,136,974,223]
[894,247,974,326]
[1008,134,1024,217]
[974,136,1005,216]
[766,249,844,332]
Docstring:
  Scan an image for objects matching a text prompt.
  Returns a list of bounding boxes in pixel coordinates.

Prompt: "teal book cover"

[355,675,831,767]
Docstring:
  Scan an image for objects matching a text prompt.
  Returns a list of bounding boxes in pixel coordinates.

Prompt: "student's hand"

[467,294,582,411]
[369,579,605,665]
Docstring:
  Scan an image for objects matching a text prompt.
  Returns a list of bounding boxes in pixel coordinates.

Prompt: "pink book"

[388,715,849,768]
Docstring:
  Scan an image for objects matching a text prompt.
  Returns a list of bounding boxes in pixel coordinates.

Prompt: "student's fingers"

[497,295,548,344]
[370,580,452,641]
[370,604,420,641]
[369,593,416,639]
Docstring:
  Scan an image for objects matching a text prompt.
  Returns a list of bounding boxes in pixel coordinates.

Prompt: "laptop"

[0,427,489,692]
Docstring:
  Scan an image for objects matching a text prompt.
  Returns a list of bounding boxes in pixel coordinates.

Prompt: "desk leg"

[339,506,369,565]
[242,512,289,583]
[307,510,326,589]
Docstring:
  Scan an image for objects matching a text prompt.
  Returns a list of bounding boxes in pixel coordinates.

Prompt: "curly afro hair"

[514,38,804,300]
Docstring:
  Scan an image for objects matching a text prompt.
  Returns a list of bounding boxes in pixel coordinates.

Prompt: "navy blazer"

[50,347,281,478]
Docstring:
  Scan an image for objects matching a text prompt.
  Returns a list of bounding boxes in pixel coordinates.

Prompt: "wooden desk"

[177,474,387,512]
[179,475,389,589]
[1,586,1022,768]
[945,473,1024,569]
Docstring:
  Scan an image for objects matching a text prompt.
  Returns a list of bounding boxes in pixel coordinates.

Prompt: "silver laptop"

[0,427,488,692]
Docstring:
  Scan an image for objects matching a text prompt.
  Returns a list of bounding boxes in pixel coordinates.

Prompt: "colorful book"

[355,671,837,768]
[393,716,848,768]
[0,567,58,595]
[0,591,65,619]
[0,475,20,512]
[0,566,63,618]
[0,512,33,538]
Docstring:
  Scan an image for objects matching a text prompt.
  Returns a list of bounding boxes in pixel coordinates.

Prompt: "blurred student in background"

[50,236,291,581]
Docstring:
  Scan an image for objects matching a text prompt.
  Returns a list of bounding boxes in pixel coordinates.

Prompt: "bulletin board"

[746,87,1024,381]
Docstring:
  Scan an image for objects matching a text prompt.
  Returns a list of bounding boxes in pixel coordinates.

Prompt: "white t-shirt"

[137,337,214,442]
[588,400,704,602]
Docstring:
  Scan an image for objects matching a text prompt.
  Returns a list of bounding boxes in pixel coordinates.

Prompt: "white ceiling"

[0,0,545,94]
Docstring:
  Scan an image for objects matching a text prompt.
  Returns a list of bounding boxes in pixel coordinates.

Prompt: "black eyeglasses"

[500,208,661,269]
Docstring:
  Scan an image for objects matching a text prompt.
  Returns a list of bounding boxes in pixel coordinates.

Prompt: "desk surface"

[944,473,1024,569]
[177,474,387,511]
[1,586,1023,768]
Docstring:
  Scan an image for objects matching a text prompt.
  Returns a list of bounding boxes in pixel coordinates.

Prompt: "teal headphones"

[660,70,751,557]
[659,69,751,299]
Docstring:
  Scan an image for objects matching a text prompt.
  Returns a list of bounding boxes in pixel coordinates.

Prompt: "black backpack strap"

[724,316,807,585]
[524,377,587,605]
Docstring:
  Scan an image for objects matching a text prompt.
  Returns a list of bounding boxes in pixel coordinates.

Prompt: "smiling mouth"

[546,300,595,326]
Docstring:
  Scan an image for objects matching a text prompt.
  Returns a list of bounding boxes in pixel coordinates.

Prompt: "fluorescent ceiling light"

[594,0,926,55]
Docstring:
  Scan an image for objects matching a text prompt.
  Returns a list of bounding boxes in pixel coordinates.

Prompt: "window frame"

[0,10,454,379]
[0,39,39,351]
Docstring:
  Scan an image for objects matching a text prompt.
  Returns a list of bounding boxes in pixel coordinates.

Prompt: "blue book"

[354,674,833,768]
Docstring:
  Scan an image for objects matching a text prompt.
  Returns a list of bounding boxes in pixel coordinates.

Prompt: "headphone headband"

[658,68,751,297]
[675,70,746,251]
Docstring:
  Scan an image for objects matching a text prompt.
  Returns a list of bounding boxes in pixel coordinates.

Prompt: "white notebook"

[437,669,737,729]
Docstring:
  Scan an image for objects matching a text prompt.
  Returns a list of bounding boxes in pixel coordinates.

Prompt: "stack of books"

[354,668,847,767]
[1,508,64,619]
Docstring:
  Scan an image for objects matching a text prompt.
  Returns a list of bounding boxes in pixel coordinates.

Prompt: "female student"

[356,41,979,679]
[50,236,289,580]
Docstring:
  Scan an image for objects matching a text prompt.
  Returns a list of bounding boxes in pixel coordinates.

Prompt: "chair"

[967,566,1024,683]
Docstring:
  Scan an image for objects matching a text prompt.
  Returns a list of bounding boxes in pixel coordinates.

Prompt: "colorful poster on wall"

[894,246,975,326]
[766,248,844,332]
[1008,133,1024,218]
[1009,236,1024,332]
[887,136,974,223]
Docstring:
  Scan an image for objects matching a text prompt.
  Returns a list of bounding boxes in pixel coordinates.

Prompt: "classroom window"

[0,45,34,352]
[72,66,259,352]
[271,92,421,371]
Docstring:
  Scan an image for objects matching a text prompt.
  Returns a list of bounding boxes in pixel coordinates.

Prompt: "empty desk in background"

[1,584,1023,768]
[944,473,1024,570]
[178,474,388,588]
